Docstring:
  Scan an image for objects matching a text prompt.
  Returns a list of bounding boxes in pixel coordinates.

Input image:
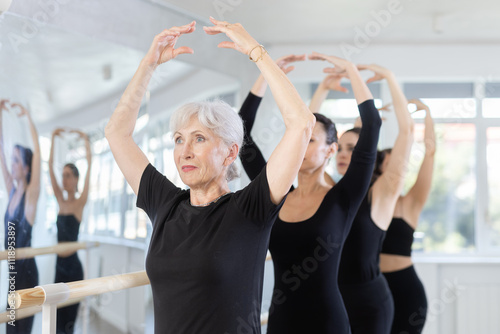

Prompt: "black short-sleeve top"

[137,163,284,334]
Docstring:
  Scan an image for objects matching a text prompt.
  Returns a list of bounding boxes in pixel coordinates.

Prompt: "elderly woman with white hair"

[105,18,315,334]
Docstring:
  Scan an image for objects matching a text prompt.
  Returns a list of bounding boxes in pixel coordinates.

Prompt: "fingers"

[204,17,231,35]
[308,51,327,61]
[356,64,370,71]
[217,41,236,49]
[366,75,380,84]
[203,25,227,35]
[282,66,295,74]
[173,46,194,57]
[169,21,196,35]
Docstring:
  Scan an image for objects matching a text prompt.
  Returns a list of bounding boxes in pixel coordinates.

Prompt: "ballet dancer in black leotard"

[333,64,413,334]
[239,52,381,333]
[380,99,435,334]
[310,64,415,334]
[1,100,41,334]
[49,128,92,334]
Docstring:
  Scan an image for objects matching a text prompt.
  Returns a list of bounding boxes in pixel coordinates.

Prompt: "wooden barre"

[0,242,100,261]
[10,271,150,310]
[0,298,84,323]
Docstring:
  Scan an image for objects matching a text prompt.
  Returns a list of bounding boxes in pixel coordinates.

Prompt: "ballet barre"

[0,298,84,323]
[9,271,149,334]
[0,241,100,261]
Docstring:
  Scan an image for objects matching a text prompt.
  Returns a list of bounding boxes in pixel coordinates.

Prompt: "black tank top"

[56,214,81,242]
[338,193,386,284]
[380,217,414,256]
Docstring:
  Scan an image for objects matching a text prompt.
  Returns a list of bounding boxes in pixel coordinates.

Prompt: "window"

[487,127,500,247]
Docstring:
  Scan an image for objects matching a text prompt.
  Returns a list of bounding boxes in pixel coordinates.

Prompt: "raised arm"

[405,99,435,217]
[0,99,14,194]
[74,130,92,205]
[309,74,349,114]
[239,54,305,181]
[13,103,41,225]
[309,54,381,217]
[357,64,414,229]
[105,22,196,195]
[204,18,315,204]
[49,128,65,203]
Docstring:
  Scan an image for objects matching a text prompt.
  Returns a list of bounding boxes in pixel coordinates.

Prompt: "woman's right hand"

[52,128,65,137]
[408,99,430,113]
[203,17,260,56]
[276,54,306,74]
[308,52,355,76]
[320,74,349,93]
[143,21,196,68]
[357,64,394,83]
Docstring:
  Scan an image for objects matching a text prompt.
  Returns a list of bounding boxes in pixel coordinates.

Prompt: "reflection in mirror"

[0,100,41,334]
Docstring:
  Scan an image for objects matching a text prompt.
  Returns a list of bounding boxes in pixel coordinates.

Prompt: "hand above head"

[357,64,394,83]
[0,99,10,113]
[408,99,430,113]
[320,74,349,93]
[69,129,85,137]
[378,103,392,112]
[308,52,355,77]
[143,21,196,68]
[10,102,29,117]
[52,128,65,137]
[275,54,306,75]
[203,17,260,57]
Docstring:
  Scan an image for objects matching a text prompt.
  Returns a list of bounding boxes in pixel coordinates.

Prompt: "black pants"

[55,253,84,334]
[340,274,394,334]
[383,265,427,334]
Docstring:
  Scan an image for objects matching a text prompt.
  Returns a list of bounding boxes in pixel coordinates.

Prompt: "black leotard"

[4,189,39,334]
[381,217,427,334]
[55,214,84,334]
[239,92,381,333]
[338,193,394,334]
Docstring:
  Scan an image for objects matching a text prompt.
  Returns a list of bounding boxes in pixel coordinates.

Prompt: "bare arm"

[405,99,435,217]
[205,19,315,204]
[0,100,14,194]
[13,103,41,225]
[250,54,306,98]
[77,131,92,205]
[105,22,196,195]
[357,65,414,229]
[49,128,64,203]
[309,73,349,114]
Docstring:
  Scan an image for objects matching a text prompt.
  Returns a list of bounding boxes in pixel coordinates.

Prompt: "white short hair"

[170,100,244,181]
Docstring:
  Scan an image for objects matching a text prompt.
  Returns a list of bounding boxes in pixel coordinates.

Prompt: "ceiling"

[153,0,500,45]
[0,0,498,130]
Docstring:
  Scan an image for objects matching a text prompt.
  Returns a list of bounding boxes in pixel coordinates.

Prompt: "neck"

[295,166,333,196]
[67,191,76,201]
[189,182,230,206]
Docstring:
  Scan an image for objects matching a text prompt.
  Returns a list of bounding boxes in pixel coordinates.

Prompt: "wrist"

[140,58,158,71]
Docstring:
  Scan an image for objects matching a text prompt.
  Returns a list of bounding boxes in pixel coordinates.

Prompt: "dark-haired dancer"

[380,99,435,334]
[312,63,414,334]
[1,100,41,334]
[239,53,381,333]
[49,128,91,334]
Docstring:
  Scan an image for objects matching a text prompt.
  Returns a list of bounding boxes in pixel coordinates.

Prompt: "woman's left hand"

[203,17,260,56]
[308,52,355,76]
[10,103,29,117]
